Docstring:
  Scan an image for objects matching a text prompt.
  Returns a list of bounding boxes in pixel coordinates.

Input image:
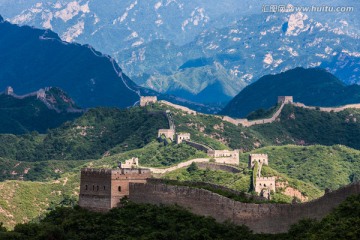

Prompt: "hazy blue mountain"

[220,68,360,118]
[118,12,360,104]
[0,16,141,108]
[0,1,359,105]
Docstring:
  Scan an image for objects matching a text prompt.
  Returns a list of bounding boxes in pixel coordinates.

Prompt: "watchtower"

[176,132,191,144]
[277,96,293,104]
[5,86,13,95]
[79,167,151,212]
[248,154,268,169]
[140,96,157,107]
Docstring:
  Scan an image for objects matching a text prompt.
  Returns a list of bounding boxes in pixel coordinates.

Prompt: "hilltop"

[0,16,140,108]
[221,68,360,118]
[0,87,83,134]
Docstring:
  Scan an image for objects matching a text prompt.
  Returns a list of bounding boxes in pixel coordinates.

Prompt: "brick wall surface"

[129,182,360,233]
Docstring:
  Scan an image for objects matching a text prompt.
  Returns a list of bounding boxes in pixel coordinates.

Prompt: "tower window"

[118,186,122,192]
[85,185,88,190]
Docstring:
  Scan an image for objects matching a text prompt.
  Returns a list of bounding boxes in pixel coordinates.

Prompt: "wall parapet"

[129,182,360,234]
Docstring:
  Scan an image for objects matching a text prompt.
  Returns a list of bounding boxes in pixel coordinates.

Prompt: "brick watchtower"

[79,167,151,212]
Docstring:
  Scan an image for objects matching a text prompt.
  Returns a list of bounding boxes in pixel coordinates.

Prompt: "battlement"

[278,96,293,104]
[81,168,113,175]
[257,177,276,181]
[140,96,157,107]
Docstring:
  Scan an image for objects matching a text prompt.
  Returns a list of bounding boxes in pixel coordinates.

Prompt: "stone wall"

[129,182,360,233]
[159,100,197,115]
[146,178,266,202]
[183,140,212,152]
[196,162,241,173]
[221,102,286,127]
[292,102,360,113]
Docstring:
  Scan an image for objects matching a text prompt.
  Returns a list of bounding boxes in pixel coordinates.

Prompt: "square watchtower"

[79,167,151,212]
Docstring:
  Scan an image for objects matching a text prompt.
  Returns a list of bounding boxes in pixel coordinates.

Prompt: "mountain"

[118,12,360,103]
[221,68,360,118]
[0,86,82,134]
[1,1,359,104]
[0,16,140,108]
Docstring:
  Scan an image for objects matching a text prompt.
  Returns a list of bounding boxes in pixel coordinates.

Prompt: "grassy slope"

[0,94,81,134]
[252,105,360,150]
[2,143,360,228]
[241,145,360,190]
[163,165,322,203]
[151,103,266,151]
[2,104,360,228]
[0,173,79,229]
[0,158,87,181]
[0,107,169,161]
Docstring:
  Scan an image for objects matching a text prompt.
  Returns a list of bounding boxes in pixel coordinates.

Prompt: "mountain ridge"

[221,67,360,118]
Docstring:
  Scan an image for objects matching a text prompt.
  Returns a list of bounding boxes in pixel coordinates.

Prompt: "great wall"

[1,86,84,113]
[78,164,360,233]
[128,181,360,234]
[139,95,360,127]
[77,95,360,233]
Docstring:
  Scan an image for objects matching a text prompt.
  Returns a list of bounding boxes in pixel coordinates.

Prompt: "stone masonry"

[248,154,269,168]
[79,167,151,212]
[129,182,360,233]
[158,129,176,140]
[248,154,276,197]
[207,150,240,165]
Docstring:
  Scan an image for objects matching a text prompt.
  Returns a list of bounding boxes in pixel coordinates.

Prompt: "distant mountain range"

[221,68,360,118]
[0,16,222,113]
[119,12,360,104]
[0,86,82,134]
[1,1,359,104]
